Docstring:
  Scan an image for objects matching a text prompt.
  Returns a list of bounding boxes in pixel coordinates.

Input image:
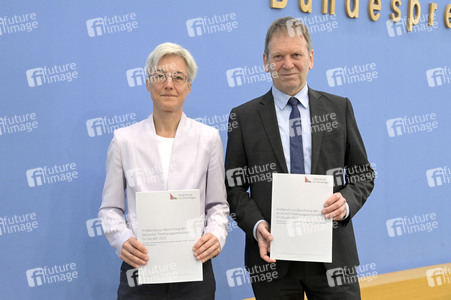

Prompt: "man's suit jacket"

[99,113,229,256]
[225,88,374,277]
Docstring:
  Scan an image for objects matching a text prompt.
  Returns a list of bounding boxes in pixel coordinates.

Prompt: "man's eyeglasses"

[149,72,188,85]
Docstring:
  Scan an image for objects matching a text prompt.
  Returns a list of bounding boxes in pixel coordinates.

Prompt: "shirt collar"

[272,84,309,110]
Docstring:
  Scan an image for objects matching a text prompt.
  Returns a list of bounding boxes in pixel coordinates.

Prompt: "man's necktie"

[288,97,305,174]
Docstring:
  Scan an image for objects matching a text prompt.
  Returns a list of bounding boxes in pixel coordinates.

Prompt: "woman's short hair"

[145,42,198,82]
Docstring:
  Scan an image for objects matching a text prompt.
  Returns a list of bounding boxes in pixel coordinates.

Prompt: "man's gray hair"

[264,16,313,57]
[145,42,198,82]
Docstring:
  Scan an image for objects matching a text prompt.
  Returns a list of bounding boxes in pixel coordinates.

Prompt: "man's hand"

[193,233,221,263]
[256,222,276,263]
[322,192,347,221]
[120,237,148,269]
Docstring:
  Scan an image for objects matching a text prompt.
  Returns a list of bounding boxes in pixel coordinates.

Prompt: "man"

[225,17,374,299]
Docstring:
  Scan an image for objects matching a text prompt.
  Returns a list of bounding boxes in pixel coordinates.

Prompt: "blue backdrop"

[1,1,450,299]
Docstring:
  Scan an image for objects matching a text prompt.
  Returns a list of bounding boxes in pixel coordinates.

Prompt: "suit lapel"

[258,90,288,174]
[136,115,165,190]
[309,88,324,174]
[168,113,198,189]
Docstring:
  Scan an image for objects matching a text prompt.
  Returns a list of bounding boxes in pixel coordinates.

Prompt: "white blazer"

[99,113,229,256]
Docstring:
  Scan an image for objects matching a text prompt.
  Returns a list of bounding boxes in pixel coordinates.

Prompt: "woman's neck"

[153,110,182,138]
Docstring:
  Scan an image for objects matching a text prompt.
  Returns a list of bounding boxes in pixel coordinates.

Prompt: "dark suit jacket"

[225,88,375,278]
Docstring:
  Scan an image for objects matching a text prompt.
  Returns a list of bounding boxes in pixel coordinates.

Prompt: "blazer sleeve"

[203,130,230,250]
[225,108,265,239]
[98,132,135,256]
[339,98,375,223]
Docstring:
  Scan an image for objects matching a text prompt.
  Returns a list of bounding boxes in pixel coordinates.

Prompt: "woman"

[99,42,229,299]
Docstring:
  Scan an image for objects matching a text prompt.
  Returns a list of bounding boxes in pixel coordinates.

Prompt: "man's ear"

[309,49,314,70]
[263,53,269,72]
